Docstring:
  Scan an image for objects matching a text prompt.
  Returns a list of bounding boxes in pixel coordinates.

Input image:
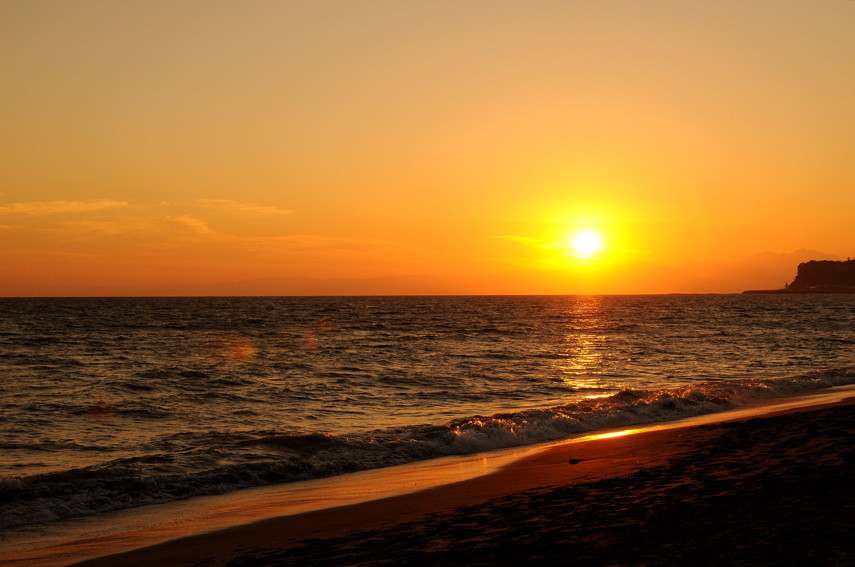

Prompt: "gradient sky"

[2,1,853,295]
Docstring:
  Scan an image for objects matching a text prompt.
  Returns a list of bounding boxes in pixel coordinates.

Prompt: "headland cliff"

[744,259,855,294]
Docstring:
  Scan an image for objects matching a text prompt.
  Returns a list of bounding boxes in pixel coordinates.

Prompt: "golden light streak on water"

[584,429,642,441]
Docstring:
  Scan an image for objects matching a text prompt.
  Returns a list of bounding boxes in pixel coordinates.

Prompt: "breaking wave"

[2,367,853,530]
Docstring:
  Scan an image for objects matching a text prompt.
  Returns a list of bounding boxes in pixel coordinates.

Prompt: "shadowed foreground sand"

[75,399,855,566]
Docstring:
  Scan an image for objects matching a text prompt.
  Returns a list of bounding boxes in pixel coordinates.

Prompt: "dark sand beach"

[67,399,855,567]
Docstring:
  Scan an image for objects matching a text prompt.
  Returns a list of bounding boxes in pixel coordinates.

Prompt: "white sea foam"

[2,367,853,531]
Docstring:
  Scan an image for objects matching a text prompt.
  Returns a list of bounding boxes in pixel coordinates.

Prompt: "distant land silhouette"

[744,259,855,294]
[3,250,844,297]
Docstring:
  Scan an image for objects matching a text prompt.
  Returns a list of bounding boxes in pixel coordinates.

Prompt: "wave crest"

[2,367,853,530]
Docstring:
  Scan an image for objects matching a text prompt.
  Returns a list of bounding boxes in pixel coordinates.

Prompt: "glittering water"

[1,295,854,529]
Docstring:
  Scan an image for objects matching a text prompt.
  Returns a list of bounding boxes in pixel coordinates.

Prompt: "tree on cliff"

[787,260,855,292]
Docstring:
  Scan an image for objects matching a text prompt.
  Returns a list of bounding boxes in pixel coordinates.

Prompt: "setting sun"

[1,0,853,298]
[571,230,604,257]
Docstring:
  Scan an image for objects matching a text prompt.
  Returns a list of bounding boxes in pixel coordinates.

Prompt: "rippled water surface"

[2,295,854,529]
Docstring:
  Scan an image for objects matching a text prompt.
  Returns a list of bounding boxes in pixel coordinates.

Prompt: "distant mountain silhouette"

[744,259,855,294]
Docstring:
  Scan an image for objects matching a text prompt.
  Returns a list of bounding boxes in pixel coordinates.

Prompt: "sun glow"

[571,230,604,257]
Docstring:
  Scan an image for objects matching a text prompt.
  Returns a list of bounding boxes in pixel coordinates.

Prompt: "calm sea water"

[1,295,854,530]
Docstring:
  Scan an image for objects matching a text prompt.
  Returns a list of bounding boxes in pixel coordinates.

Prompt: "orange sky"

[2,1,853,296]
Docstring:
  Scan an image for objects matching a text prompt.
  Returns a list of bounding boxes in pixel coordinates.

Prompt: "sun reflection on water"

[553,296,612,392]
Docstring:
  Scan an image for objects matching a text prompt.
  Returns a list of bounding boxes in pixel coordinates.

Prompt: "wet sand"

[72,398,855,566]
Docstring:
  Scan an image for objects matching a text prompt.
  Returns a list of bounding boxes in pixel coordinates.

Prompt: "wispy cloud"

[495,235,545,244]
[0,200,128,215]
[1,199,430,270]
[199,199,293,216]
[495,235,564,251]
[613,248,650,254]
[268,234,425,253]
[169,215,218,236]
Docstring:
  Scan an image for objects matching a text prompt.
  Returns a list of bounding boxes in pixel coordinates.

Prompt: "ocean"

[2,295,854,533]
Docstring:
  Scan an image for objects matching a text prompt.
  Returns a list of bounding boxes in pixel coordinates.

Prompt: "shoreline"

[4,389,855,566]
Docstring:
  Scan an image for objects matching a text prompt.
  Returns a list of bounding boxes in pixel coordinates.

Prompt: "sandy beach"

[56,397,855,566]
